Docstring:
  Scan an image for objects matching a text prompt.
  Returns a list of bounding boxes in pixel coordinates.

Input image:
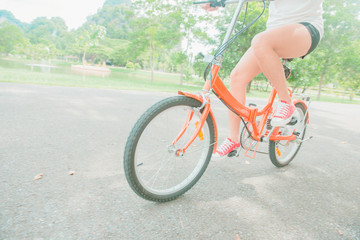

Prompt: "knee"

[230,69,248,89]
[251,32,272,56]
[230,68,239,82]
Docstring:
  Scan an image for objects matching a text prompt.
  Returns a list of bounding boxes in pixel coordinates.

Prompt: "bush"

[126,61,135,69]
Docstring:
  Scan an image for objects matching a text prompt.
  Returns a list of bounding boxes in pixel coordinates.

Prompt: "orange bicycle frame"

[174,63,306,155]
[172,0,308,156]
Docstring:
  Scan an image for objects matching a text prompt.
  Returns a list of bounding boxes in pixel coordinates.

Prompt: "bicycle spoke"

[162,155,178,190]
[136,151,166,166]
[182,142,211,155]
[144,154,173,188]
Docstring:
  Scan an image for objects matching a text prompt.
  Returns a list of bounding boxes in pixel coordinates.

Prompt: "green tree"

[129,3,182,82]
[26,17,68,49]
[105,38,130,66]
[0,22,24,55]
[130,0,213,82]
[311,0,360,99]
[286,57,319,93]
[170,51,187,85]
[169,0,217,83]
[75,24,106,64]
[87,38,130,65]
[339,40,360,100]
[213,2,269,91]
[85,5,134,39]
[14,38,58,61]
[0,10,28,30]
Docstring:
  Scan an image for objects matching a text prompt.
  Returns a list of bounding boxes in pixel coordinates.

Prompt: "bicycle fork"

[171,91,218,156]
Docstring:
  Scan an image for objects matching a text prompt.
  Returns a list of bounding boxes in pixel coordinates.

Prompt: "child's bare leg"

[251,24,312,103]
[224,24,312,144]
[228,48,261,142]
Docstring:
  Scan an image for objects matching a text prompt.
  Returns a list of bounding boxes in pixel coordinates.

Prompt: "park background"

[1,1,360,239]
[0,0,359,103]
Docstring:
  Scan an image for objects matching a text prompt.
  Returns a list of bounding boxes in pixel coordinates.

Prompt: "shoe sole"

[211,153,228,159]
[211,148,240,159]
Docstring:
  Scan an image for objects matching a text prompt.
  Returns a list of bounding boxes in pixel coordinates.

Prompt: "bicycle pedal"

[227,149,239,158]
[297,136,313,143]
[287,117,298,126]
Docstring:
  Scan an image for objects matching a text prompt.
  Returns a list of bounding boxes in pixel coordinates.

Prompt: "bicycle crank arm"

[262,127,276,142]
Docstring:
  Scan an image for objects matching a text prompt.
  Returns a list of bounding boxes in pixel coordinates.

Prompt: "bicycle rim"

[124,96,215,201]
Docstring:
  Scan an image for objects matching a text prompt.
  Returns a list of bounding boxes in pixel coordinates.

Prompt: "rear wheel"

[269,103,307,167]
[123,96,215,202]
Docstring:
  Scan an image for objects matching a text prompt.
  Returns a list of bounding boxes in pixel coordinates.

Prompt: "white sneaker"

[212,138,240,158]
[271,100,296,127]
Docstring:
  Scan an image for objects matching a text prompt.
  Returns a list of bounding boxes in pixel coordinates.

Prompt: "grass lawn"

[0,66,280,99]
[0,66,202,93]
[0,61,358,104]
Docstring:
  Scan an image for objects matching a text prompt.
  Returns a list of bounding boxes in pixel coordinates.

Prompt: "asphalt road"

[1,83,359,240]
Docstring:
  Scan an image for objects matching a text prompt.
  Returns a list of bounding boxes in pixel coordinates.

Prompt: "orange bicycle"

[124,0,311,202]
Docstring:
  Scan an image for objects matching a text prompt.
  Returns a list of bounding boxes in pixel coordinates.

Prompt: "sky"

[0,0,106,30]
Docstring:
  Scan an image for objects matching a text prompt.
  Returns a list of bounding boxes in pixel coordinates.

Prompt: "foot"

[212,138,240,158]
[271,100,296,127]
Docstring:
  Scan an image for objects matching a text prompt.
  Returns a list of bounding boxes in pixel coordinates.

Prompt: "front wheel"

[269,103,307,167]
[123,96,216,202]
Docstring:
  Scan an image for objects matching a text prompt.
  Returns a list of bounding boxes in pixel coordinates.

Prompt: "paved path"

[1,83,359,240]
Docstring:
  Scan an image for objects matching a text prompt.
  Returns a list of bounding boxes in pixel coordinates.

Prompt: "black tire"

[123,96,216,202]
[269,103,307,167]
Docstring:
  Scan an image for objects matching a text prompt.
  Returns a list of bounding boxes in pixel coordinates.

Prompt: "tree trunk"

[180,64,183,86]
[150,42,154,83]
[317,73,325,100]
[82,51,86,65]
[246,81,252,93]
